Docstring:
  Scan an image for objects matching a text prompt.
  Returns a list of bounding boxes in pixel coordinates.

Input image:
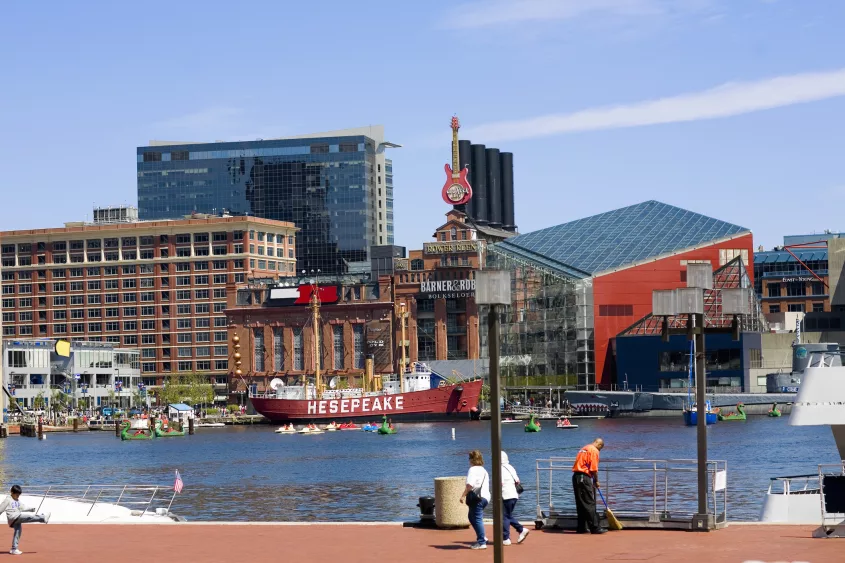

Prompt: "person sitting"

[563,417,571,426]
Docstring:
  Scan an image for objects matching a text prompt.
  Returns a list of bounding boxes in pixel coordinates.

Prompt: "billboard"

[366,320,393,372]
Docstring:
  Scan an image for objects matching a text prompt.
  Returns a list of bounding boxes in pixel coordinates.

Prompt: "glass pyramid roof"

[496,201,749,277]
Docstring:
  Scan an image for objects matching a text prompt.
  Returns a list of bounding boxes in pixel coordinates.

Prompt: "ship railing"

[535,458,728,529]
[2,484,177,517]
[818,462,845,529]
[767,474,820,495]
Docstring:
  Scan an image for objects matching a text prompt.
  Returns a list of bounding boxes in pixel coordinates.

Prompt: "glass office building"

[138,127,398,275]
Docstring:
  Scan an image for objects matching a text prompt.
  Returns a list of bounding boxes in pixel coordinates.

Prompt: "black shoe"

[593,528,608,534]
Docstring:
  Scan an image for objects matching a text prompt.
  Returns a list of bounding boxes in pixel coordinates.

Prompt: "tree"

[188,372,214,407]
[33,392,45,411]
[107,388,116,410]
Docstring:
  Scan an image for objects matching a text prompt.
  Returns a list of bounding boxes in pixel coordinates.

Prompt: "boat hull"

[683,411,718,426]
[250,380,483,422]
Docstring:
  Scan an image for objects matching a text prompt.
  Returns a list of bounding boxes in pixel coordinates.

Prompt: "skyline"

[2,0,844,250]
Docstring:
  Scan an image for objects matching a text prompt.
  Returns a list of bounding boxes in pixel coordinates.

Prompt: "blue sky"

[2,0,844,250]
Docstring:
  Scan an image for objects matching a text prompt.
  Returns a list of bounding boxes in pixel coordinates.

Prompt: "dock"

[11,523,840,563]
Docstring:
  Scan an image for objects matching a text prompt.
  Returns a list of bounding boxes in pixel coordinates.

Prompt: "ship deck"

[14,523,840,563]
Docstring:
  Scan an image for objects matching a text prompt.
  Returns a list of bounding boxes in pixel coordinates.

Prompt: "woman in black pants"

[501,451,529,545]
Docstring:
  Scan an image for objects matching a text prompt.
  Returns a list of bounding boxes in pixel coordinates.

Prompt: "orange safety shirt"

[572,444,600,476]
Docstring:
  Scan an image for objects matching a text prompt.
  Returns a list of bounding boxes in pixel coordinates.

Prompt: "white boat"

[759,344,845,536]
[0,484,183,523]
[195,422,226,428]
[275,426,297,434]
[555,420,579,429]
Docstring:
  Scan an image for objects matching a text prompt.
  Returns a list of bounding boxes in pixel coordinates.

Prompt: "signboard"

[420,278,475,299]
[713,470,727,492]
[268,285,340,306]
[423,241,479,255]
[394,258,409,271]
[366,320,393,371]
[781,276,815,283]
[781,386,799,393]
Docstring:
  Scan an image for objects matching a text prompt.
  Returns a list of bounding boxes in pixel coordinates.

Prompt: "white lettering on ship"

[307,396,406,415]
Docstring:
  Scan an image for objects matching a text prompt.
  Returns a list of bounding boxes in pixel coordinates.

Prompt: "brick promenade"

[4,523,839,562]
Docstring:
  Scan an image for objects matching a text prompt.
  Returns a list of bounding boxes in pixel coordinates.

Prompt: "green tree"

[33,392,45,410]
[107,388,116,410]
[188,372,214,407]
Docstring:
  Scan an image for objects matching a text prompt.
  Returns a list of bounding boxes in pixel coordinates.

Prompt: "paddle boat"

[275,424,297,434]
[683,401,719,426]
[324,421,340,431]
[155,419,185,437]
[768,402,782,417]
[362,422,379,432]
[195,422,226,428]
[718,402,746,421]
[298,424,324,434]
[377,416,397,435]
[501,418,521,424]
[524,414,542,432]
[339,422,360,431]
[120,419,153,441]
[555,417,578,429]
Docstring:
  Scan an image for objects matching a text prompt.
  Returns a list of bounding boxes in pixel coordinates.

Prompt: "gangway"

[535,457,728,531]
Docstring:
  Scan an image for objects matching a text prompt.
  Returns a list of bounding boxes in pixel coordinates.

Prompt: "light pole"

[652,264,750,531]
[476,270,512,563]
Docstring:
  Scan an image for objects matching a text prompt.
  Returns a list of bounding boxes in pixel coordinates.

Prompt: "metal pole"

[695,312,709,526]
[488,305,504,563]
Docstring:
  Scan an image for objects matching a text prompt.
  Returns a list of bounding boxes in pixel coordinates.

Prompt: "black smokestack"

[500,152,515,231]
[458,139,473,218]
[470,144,488,224]
[485,148,501,228]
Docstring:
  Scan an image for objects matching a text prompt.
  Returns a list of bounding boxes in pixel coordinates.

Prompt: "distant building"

[137,127,400,274]
[487,200,764,389]
[753,234,833,315]
[1,213,296,391]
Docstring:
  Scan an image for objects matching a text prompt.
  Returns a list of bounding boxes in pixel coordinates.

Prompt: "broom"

[597,487,623,530]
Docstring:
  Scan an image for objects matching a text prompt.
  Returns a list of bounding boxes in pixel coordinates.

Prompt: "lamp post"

[652,264,751,531]
[476,270,512,563]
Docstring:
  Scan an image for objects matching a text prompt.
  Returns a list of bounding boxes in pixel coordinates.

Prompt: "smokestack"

[485,148,501,228]
[470,144,488,224]
[458,140,473,219]
[500,152,515,232]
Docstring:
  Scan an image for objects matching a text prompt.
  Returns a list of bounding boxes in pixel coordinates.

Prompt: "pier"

[12,523,840,563]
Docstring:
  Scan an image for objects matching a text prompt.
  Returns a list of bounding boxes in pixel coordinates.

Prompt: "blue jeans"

[468,498,488,544]
[11,513,46,551]
[502,498,524,540]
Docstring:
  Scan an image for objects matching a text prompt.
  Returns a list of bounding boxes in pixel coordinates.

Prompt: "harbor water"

[0,417,837,522]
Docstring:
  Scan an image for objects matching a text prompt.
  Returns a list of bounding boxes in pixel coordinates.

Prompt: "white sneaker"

[470,543,487,550]
[518,529,530,544]
[502,539,512,546]
[10,549,22,555]
[43,511,51,524]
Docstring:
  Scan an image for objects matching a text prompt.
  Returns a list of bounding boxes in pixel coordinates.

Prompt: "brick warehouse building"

[0,209,296,392]
[487,201,757,387]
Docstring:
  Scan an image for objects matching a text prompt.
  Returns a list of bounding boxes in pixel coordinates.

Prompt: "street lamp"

[652,264,751,531]
[476,270,511,563]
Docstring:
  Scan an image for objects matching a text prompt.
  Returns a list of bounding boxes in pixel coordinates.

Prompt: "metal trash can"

[434,476,470,528]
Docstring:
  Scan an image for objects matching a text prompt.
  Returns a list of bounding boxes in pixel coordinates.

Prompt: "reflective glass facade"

[138,133,390,274]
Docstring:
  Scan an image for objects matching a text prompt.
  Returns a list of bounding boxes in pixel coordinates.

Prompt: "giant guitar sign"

[441,116,472,206]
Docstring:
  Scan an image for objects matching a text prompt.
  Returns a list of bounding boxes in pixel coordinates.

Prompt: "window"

[213,288,226,299]
[105,293,118,303]
[812,302,825,313]
[177,304,191,315]
[811,281,826,296]
[195,289,209,299]
[106,307,119,317]
[19,298,32,308]
[54,324,66,334]
[176,276,190,286]
[140,278,154,288]
[18,311,32,322]
[177,290,190,300]
[258,246,265,256]
[71,323,84,334]
[257,232,265,242]
[213,260,227,270]
[257,260,266,269]
[194,261,208,271]
[787,303,805,312]
[194,275,208,285]
[54,310,66,320]
[1,298,12,308]
[177,247,191,257]
[141,334,156,345]
[140,249,154,260]
[141,292,154,302]
[123,279,136,289]
[353,325,364,369]
[178,361,192,372]
[288,235,294,246]
[104,279,118,289]
[178,347,193,358]
[196,318,210,328]
[88,322,102,333]
[178,318,192,329]
[87,294,101,305]
[87,280,100,291]
[194,247,209,256]
[254,328,265,371]
[176,262,190,272]
[214,331,227,342]
[71,309,84,319]
[196,360,211,371]
[196,332,210,342]
[215,360,228,371]
[18,284,31,294]
[214,317,227,327]
[52,282,65,292]
[53,270,66,278]
[178,333,192,343]
[194,233,209,243]
[333,325,344,370]
[141,306,155,316]
[786,282,806,297]
[293,328,304,370]
[123,321,137,331]
[213,274,227,284]
[768,303,779,314]
[88,308,101,318]
[599,304,634,317]
[122,293,137,302]
[196,346,210,357]
[123,307,137,317]
[176,234,191,244]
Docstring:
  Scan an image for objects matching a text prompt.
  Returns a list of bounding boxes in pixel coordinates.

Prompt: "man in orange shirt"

[572,438,606,534]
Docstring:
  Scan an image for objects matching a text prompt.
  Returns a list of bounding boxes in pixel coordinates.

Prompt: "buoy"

[451,428,455,440]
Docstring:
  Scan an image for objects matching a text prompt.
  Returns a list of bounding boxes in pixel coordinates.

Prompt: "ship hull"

[250,380,483,422]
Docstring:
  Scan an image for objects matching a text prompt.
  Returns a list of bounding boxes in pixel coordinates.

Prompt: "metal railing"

[818,462,845,529]
[767,474,820,496]
[535,457,728,527]
[4,484,177,517]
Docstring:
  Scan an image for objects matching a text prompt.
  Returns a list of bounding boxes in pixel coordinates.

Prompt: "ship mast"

[397,301,408,393]
[310,274,323,399]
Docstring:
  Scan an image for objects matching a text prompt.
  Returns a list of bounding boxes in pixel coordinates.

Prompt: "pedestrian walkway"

[9,523,838,562]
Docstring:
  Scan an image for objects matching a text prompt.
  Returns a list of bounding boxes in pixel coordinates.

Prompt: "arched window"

[450,227,457,240]
[411,259,424,271]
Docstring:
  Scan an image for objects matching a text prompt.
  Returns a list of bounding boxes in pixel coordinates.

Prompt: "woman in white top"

[460,449,490,550]
[501,451,529,545]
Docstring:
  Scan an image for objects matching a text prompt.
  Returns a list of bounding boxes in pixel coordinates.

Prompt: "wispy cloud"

[462,68,845,143]
[440,0,711,30]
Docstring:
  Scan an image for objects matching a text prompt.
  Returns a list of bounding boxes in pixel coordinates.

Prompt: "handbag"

[505,466,524,494]
[466,471,487,506]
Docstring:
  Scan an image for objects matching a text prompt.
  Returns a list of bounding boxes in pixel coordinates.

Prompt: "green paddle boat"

[768,402,782,417]
[120,420,153,441]
[524,414,542,432]
[377,415,396,435]
[155,420,185,437]
[717,402,746,421]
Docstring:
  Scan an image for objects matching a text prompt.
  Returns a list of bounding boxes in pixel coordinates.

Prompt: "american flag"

[174,470,184,494]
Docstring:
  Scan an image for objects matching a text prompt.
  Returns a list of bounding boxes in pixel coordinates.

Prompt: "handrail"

[769,474,819,481]
[1,484,176,519]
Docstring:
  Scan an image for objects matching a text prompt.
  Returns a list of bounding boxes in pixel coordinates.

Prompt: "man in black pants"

[572,438,606,534]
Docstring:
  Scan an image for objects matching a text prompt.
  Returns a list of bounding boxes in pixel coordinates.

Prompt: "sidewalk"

[6,523,839,563]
